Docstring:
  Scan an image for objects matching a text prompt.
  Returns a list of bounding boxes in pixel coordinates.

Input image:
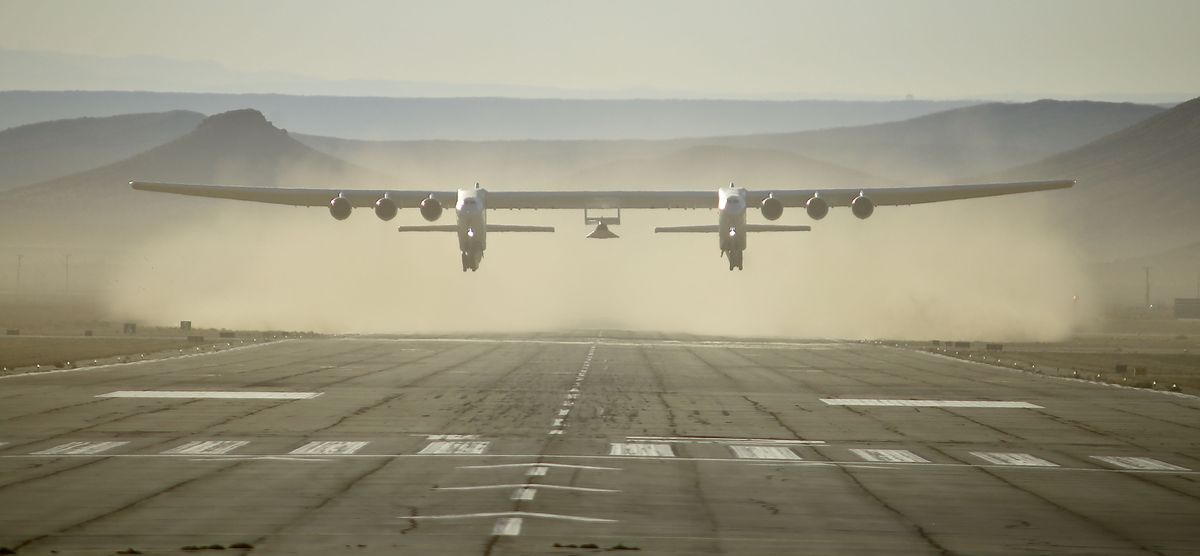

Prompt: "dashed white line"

[511,487,536,501]
[526,466,549,476]
[419,441,490,455]
[1091,456,1189,471]
[971,452,1058,467]
[289,441,369,455]
[438,484,618,493]
[822,399,1041,409]
[164,440,249,455]
[610,443,675,457]
[850,449,929,463]
[558,409,571,416]
[493,517,523,535]
[730,445,801,460]
[33,441,129,455]
[552,419,564,427]
[98,390,323,400]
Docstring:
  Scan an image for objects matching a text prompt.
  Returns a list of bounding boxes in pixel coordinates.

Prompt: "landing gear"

[461,251,480,272]
[727,250,743,271]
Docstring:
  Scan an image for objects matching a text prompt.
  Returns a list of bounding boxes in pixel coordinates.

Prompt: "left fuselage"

[718,186,748,254]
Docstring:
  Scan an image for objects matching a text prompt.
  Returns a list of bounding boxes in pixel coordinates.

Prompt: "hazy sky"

[1,0,1197,99]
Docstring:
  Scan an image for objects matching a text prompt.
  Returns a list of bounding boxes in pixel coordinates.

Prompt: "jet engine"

[374,196,398,221]
[851,194,875,219]
[329,195,352,220]
[760,196,783,220]
[805,196,829,220]
[419,196,443,221]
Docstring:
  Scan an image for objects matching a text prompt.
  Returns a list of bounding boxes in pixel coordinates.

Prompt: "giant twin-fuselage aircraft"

[130,179,1073,271]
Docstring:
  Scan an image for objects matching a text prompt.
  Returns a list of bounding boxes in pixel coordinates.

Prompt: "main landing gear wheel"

[461,252,470,272]
[728,250,743,271]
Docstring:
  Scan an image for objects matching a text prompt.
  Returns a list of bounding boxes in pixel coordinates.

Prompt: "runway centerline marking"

[437,484,619,493]
[511,488,536,501]
[610,443,675,457]
[97,390,323,400]
[850,449,929,463]
[33,441,129,455]
[527,466,549,476]
[419,441,490,455]
[730,445,801,460]
[164,440,249,455]
[822,399,1041,408]
[289,441,369,455]
[1091,456,1189,471]
[971,452,1058,467]
[493,517,523,535]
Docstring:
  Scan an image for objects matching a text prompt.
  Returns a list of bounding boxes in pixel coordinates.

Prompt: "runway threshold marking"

[97,390,323,400]
[730,445,801,460]
[512,488,536,501]
[493,517,523,535]
[971,452,1058,467]
[850,449,929,463]
[459,462,621,471]
[527,466,549,476]
[33,441,129,455]
[822,399,1042,409]
[1091,456,1189,471]
[403,511,616,524]
[627,435,825,445]
[610,443,675,457]
[164,440,249,455]
[419,441,490,455]
[289,441,369,455]
[437,484,619,493]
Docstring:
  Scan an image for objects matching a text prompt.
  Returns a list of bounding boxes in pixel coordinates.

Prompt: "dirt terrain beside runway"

[0,333,1197,555]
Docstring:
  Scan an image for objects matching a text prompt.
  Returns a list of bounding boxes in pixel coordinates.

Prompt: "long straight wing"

[131,179,1071,210]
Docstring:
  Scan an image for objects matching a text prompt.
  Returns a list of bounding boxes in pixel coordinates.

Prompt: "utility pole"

[64,254,71,293]
[1144,266,1151,310]
[15,254,21,292]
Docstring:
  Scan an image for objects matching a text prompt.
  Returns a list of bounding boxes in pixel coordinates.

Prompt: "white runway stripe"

[970,452,1058,467]
[164,440,249,455]
[729,445,801,460]
[609,443,675,457]
[289,441,369,455]
[33,441,129,455]
[419,441,490,455]
[1091,456,1189,471]
[850,449,929,463]
[98,390,322,400]
[526,466,549,476]
[493,517,523,535]
[511,487,536,501]
[822,399,1041,408]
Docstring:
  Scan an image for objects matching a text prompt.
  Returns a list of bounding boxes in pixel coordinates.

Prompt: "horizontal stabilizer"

[745,224,811,232]
[397,225,460,232]
[488,224,555,232]
[654,225,719,233]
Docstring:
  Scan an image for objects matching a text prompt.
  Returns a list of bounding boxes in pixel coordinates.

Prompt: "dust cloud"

[100,179,1096,341]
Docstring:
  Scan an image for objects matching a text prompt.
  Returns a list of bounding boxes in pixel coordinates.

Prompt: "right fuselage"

[718,186,748,269]
[456,188,487,271]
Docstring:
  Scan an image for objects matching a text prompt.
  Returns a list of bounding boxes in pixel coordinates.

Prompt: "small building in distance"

[1175,298,1200,319]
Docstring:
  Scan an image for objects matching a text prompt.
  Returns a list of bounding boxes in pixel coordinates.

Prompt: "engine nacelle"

[851,194,875,219]
[760,196,783,221]
[328,195,352,220]
[805,196,829,220]
[419,196,443,222]
[374,197,398,221]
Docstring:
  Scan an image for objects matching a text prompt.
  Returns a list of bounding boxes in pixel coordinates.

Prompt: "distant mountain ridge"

[0,90,981,141]
[0,110,204,191]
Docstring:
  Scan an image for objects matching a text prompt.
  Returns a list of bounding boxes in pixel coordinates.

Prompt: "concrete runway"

[1,332,1198,555]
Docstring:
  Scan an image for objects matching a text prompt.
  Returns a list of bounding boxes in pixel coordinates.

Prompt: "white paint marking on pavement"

[626,435,825,445]
[164,440,249,455]
[552,419,564,427]
[526,466,549,476]
[459,462,621,471]
[493,517,523,535]
[1091,456,1189,471]
[190,455,330,463]
[558,409,571,416]
[610,443,675,457]
[821,399,1041,409]
[971,452,1058,467]
[850,449,929,463]
[567,393,579,400]
[33,441,129,455]
[289,441,369,455]
[438,484,618,493]
[404,511,616,523]
[730,445,801,460]
[548,430,564,435]
[424,434,479,440]
[98,390,323,400]
[419,441,490,455]
[511,488,536,501]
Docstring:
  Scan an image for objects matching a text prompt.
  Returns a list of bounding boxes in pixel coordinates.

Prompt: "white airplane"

[130,179,1072,271]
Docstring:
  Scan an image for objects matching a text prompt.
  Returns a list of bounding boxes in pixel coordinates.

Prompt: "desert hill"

[1006,95,1200,259]
[0,109,388,248]
[0,110,204,191]
[298,99,1160,187]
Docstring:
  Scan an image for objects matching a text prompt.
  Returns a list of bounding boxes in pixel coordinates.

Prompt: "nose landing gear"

[726,250,743,271]
[461,251,481,272]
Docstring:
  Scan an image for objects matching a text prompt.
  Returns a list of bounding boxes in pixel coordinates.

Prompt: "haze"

[1,0,1197,100]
